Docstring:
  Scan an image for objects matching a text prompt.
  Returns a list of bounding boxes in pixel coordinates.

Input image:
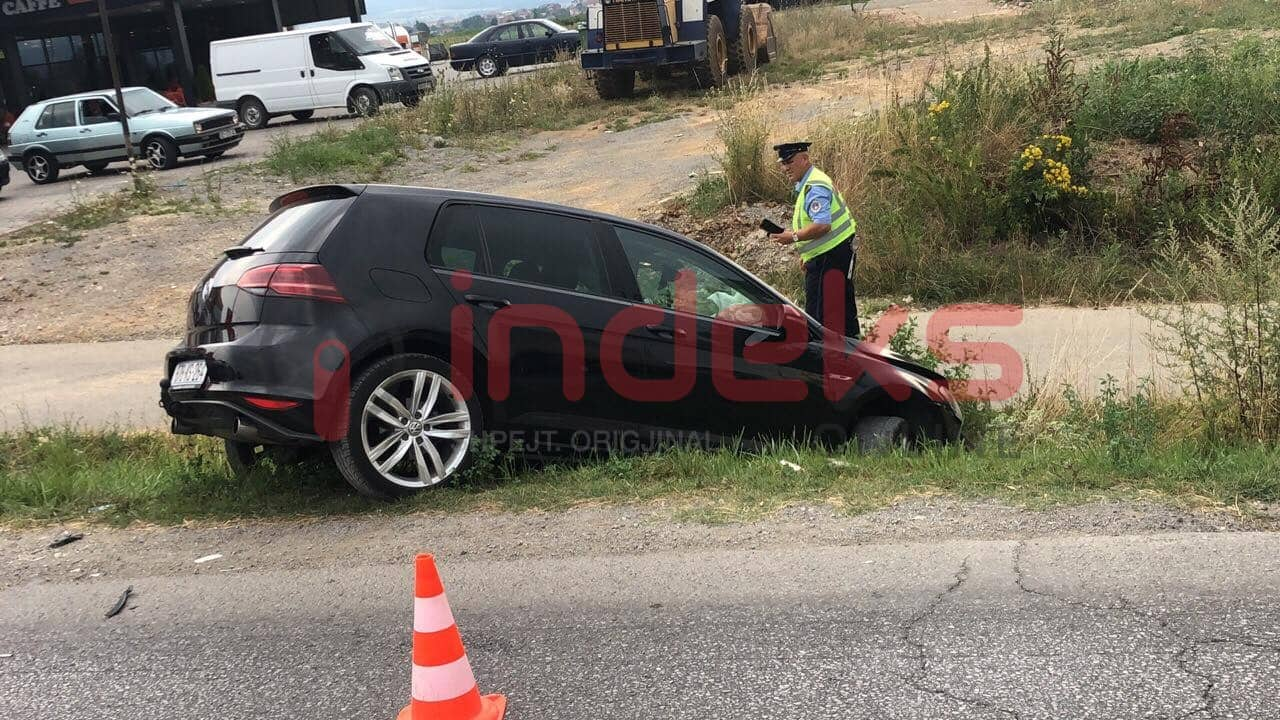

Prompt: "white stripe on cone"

[414,594,457,634]
[411,655,479,703]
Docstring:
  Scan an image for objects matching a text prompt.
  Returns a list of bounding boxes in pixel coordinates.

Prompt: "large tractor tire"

[691,15,729,89]
[758,14,777,65]
[594,68,636,99]
[728,11,759,76]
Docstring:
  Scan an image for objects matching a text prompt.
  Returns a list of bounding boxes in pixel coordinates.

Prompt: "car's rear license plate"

[170,359,208,390]
[218,128,237,140]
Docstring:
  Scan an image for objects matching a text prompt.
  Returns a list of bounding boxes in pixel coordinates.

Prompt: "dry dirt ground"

[3,497,1276,592]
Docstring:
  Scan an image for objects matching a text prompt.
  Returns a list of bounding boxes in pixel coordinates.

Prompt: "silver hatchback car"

[6,87,244,185]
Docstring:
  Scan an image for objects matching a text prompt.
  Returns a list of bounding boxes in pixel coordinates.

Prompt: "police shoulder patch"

[809,200,824,214]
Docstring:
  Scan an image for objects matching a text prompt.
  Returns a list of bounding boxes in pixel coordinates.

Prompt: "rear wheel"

[331,354,483,499]
[692,15,729,89]
[593,68,636,99]
[728,13,758,75]
[25,151,59,184]
[349,87,381,117]
[238,97,269,130]
[853,416,909,453]
[290,110,315,121]
[143,135,179,171]
[476,54,504,78]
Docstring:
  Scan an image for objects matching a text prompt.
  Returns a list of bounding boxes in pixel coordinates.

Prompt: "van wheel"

[238,98,269,130]
[349,87,381,117]
[291,110,315,121]
[476,54,504,78]
[25,151,59,184]
[331,354,483,499]
[144,136,179,170]
[853,416,909,453]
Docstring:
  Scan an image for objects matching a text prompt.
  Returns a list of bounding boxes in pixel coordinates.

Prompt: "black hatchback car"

[161,185,961,498]
[449,19,581,78]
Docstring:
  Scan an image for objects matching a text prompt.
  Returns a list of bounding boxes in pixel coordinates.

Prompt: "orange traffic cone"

[397,554,506,720]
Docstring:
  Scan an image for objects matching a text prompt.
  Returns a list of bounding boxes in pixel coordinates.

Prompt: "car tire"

[757,16,776,65]
[349,87,381,117]
[224,440,308,480]
[691,15,729,89]
[331,353,484,499]
[25,151,59,184]
[476,54,503,79]
[291,110,315,121]
[143,135,179,171]
[728,12,758,76]
[852,415,909,453]
[83,161,110,175]
[238,97,269,130]
[593,68,636,99]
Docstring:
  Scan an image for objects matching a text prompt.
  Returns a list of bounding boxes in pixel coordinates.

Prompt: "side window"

[78,98,119,125]
[36,102,76,130]
[309,33,356,71]
[614,226,774,321]
[427,204,488,274]
[519,23,544,39]
[493,26,520,42]
[478,207,609,295]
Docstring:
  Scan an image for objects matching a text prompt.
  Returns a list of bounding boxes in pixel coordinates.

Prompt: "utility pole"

[96,0,137,168]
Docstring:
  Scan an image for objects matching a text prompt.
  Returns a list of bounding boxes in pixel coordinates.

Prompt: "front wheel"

[143,136,179,170]
[238,97,269,130]
[729,12,759,76]
[691,15,729,89]
[331,354,484,499]
[852,416,909,453]
[25,151,59,184]
[593,68,636,99]
[349,87,381,117]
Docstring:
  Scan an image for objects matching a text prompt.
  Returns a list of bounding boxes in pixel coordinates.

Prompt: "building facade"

[1,0,367,116]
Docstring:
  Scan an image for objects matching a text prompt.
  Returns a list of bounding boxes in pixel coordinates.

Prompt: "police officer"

[768,141,860,338]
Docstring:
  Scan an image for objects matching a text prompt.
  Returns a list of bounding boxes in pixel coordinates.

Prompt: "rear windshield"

[242,197,355,253]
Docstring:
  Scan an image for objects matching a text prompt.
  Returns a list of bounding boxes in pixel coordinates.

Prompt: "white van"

[210,22,435,130]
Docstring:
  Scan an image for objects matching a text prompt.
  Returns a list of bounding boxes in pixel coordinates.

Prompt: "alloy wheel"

[479,57,497,76]
[27,156,49,182]
[243,106,261,126]
[359,369,472,488]
[145,142,167,169]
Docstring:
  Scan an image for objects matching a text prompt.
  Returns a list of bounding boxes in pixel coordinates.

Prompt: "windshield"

[540,20,571,33]
[122,88,176,117]
[336,26,402,55]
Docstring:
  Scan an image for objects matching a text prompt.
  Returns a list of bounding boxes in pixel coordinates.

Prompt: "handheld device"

[759,218,786,235]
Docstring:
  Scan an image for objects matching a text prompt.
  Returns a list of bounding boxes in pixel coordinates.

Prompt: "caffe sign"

[3,0,64,15]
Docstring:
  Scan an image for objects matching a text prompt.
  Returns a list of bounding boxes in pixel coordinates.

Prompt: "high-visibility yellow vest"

[792,167,857,262]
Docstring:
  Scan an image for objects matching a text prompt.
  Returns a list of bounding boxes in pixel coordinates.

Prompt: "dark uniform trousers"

[803,237,860,339]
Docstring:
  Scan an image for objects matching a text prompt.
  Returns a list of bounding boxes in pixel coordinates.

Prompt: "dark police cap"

[773,141,811,162]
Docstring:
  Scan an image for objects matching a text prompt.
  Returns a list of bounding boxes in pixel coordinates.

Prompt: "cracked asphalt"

[2,517,1278,720]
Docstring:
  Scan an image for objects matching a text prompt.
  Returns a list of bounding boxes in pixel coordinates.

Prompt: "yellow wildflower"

[929,99,952,115]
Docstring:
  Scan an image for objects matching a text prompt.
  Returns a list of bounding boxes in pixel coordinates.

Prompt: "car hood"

[136,107,236,124]
[362,49,431,68]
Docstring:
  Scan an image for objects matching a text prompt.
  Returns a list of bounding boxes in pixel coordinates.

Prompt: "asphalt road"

[2,530,1277,719]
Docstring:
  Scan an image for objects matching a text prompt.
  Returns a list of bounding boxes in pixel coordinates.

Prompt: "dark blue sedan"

[449,20,581,78]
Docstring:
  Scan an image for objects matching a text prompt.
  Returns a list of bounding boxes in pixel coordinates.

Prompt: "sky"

[364,0,546,23]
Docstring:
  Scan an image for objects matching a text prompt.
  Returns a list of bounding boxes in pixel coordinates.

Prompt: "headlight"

[193,121,204,133]
[387,67,403,81]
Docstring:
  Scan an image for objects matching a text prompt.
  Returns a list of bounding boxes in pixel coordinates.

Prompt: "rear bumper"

[580,42,702,70]
[162,393,322,444]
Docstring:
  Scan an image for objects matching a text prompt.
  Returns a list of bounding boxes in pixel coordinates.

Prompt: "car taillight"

[236,263,345,303]
[244,396,301,410]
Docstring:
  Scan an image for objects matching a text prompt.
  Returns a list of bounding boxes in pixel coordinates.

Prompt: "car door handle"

[36,132,47,137]
[79,128,92,133]
[300,70,306,77]
[464,294,511,310]
[644,324,687,339]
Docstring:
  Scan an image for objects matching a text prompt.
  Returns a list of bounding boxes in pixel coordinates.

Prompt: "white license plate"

[170,360,208,390]
[218,128,237,140]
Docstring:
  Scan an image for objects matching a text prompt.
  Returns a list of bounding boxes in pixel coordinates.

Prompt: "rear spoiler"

[269,185,364,213]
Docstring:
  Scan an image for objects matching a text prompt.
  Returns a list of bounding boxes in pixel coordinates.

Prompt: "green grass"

[2,424,1277,526]
[263,120,417,183]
